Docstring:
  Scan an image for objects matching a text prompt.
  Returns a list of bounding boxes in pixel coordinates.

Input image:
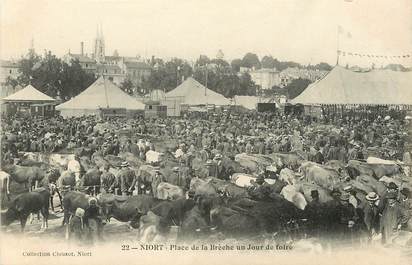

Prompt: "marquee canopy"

[291,66,412,105]
[56,77,144,117]
[2,85,56,102]
[166,77,230,106]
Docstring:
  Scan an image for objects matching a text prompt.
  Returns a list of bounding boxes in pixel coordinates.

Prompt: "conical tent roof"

[3,84,56,102]
[56,77,145,111]
[166,77,230,105]
[291,66,412,105]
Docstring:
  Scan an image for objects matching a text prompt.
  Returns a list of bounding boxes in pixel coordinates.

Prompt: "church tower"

[94,24,105,63]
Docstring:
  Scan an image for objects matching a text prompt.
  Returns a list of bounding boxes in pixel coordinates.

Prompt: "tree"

[307,62,333,71]
[120,78,134,95]
[141,57,193,93]
[284,78,312,99]
[195,55,210,67]
[261,55,276,69]
[9,50,96,100]
[238,73,257,96]
[230,59,242,72]
[241,53,261,69]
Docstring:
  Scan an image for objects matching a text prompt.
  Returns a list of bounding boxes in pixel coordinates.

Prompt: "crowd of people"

[1,107,411,246]
[2,109,410,163]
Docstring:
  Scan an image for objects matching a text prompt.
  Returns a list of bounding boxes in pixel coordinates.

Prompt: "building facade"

[64,27,152,90]
[249,68,282,90]
[279,67,328,87]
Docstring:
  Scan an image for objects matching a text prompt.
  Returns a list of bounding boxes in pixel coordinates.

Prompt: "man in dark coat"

[332,192,358,243]
[360,192,380,242]
[380,192,408,244]
[118,162,137,196]
[100,164,117,193]
[304,190,323,237]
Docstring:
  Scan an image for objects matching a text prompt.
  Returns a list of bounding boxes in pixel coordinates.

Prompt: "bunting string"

[337,50,411,59]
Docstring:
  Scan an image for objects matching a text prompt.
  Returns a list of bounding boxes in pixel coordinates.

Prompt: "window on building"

[9,70,12,74]
[86,64,88,67]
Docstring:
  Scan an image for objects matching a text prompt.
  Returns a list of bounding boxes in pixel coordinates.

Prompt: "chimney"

[80,42,84,56]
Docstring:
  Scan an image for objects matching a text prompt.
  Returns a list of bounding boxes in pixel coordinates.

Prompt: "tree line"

[5,50,96,101]
[6,50,330,100]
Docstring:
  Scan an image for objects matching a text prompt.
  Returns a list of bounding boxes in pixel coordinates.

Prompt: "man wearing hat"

[100,164,117,194]
[304,190,323,237]
[334,192,358,242]
[151,166,165,198]
[378,182,399,213]
[196,160,212,179]
[361,192,380,242]
[379,191,408,244]
[118,161,137,196]
[168,166,183,188]
[213,154,228,181]
[399,188,412,230]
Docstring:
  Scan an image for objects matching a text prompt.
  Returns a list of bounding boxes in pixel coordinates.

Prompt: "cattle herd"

[1,110,412,250]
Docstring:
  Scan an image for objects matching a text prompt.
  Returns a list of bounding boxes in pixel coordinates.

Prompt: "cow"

[156,182,184,200]
[80,167,102,195]
[280,185,307,210]
[61,191,104,240]
[136,164,156,194]
[234,153,272,173]
[347,160,376,177]
[267,152,306,170]
[303,164,345,190]
[348,160,403,179]
[49,154,75,168]
[231,173,277,188]
[356,175,387,196]
[150,198,196,234]
[0,188,50,232]
[118,152,144,168]
[0,171,11,199]
[146,150,164,164]
[104,155,123,168]
[97,193,163,228]
[2,165,47,192]
[296,182,333,204]
[279,168,300,185]
[209,204,262,237]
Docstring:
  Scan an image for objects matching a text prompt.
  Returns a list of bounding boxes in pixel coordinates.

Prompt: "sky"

[1,0,412,66]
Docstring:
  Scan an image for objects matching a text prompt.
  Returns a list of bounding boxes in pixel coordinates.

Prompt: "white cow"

[279,168,298,185]
[49,154,75,168]
[280,185,307,210]
[146,150,163,164]
[0,171,11,195]
[231,173,276,188]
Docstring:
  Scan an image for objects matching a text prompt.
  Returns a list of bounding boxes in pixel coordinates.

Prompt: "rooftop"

[0,60,19,68]
[68,53,96,63]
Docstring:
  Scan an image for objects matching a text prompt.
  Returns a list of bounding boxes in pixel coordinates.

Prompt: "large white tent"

[2,84,56,102]
[291,66,412,105]
[56,77,145,117]
[166,77,230,106]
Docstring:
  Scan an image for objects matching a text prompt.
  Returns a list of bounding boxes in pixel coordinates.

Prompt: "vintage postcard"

[1,0,411,264]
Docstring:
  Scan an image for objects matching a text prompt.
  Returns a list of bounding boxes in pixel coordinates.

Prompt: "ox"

[1,188,50,232]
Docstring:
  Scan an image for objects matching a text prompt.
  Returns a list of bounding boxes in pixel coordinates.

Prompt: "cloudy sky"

[1,0,411,66]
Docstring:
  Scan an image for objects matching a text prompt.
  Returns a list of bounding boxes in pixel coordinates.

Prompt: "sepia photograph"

[0,0,411,264]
